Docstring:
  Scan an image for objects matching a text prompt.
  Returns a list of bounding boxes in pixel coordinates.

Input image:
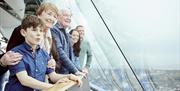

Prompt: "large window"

[76,0,180,91]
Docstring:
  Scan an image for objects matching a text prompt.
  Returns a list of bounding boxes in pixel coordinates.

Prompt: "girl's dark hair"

[69,29,81,57]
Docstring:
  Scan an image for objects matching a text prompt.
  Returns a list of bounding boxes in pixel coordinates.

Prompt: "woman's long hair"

[69,29,81,57]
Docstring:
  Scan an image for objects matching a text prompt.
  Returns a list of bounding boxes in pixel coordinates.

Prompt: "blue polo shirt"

[5,42,54,91]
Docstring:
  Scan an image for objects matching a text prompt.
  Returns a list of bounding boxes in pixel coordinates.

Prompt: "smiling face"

[38,9,57,30]
[71,30,80,45]
[36,3,58,31]
[58,9,72,29]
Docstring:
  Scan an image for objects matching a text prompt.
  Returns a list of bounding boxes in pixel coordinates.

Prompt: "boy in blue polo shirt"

[5,15,81,91]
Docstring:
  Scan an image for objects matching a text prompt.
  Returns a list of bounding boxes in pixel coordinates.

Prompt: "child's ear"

[20,29,26,37]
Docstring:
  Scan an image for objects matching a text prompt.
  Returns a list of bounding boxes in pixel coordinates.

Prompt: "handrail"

[44,76,89,91]
[45,80,77,91]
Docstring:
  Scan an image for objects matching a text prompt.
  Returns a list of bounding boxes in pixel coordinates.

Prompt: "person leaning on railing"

[76,25,93,75]
[51,8,85,77]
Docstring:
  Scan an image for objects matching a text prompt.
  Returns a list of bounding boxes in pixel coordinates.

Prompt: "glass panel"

[45,0,180,90]
[76,0,180,91]
[75,0,144,91]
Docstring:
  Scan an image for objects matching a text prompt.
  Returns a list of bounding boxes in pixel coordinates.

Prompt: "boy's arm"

[16,71,53,90]
[48,72,82,86]
[48,71,68,83]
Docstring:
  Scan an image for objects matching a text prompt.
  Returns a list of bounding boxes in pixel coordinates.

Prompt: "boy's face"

[38,9,57,30]
[22,26,44,46]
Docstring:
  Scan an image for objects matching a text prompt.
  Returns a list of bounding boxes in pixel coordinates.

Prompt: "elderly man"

[51,8,85,77]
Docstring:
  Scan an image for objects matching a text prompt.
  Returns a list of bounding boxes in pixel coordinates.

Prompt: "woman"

[7,3,58,53]
[6,3,59,69]
[69,29,82,71]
